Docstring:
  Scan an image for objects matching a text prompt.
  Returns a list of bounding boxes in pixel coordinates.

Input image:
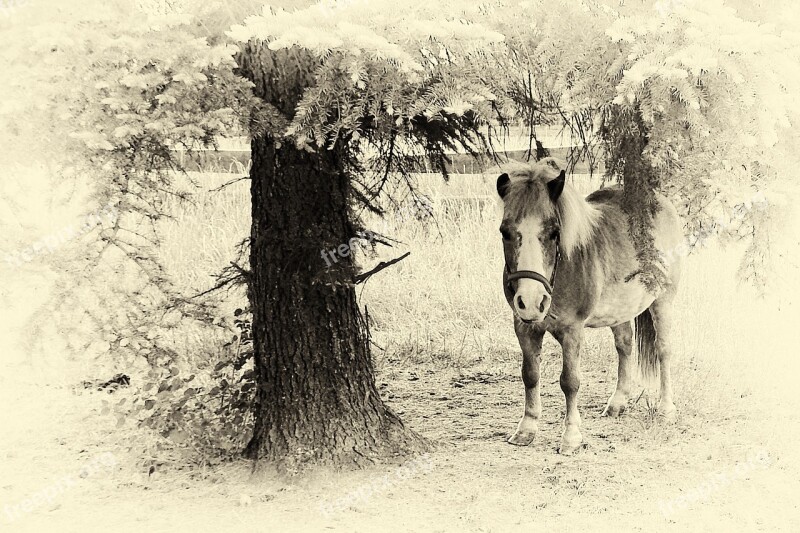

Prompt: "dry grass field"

[2,169,800,532]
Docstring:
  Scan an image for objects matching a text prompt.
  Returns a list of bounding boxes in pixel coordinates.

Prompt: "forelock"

[500,161,558,221]
[498,159,601,258]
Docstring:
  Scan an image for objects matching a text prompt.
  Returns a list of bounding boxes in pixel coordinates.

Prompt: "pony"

[496,158,683,454]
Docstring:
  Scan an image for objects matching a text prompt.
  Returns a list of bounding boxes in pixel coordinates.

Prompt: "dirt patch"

[4,348,798,533]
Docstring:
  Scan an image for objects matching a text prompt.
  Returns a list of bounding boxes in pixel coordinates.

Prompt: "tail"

[634,308,659,384]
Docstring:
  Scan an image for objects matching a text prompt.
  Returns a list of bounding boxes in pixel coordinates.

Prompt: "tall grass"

[155,170,799,427]
[356,172,798,437]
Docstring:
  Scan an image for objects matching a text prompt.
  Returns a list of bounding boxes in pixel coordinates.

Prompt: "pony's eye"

[549,229,560,241]
[500,228,511,241]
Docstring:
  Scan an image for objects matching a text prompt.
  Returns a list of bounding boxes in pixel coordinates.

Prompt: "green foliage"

[486,0,800,291]
[103,309,255,466]
[229,1,505,139]
[230,0,511,199]
[2,1,251,184]
[606,0,799,289]
[600,105,668,291]
[6,0,797,464]
[1,0,255,454]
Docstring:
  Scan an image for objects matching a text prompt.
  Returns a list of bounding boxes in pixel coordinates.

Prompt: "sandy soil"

[2,254,799,533]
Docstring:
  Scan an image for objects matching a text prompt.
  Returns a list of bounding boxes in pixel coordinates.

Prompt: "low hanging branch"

[190,261,251,299]
[209,175,250,193]
[355,252,411,285]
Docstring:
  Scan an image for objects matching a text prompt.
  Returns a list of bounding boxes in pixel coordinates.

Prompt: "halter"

[505,238,561,296]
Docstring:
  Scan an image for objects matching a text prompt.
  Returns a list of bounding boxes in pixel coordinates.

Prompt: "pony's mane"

[501,158,602,258]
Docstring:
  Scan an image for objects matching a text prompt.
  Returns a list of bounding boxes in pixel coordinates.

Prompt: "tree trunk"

[238,43,426,471]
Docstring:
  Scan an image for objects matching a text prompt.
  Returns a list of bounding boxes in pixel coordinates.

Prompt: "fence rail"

[173,126,602,175]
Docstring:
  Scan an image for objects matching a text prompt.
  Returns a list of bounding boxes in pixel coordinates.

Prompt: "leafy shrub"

[103,309,255,467]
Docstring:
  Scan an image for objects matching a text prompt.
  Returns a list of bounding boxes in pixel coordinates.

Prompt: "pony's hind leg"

[602,321,633,417]
[649,291,678,422]
[508,321,545,446]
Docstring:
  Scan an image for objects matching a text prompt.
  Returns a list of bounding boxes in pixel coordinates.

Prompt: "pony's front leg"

[508,321,545,446]
[554,325,584,454]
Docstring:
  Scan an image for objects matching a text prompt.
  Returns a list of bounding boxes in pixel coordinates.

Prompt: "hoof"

[601,403,626,418]
[558,427,583,455]
[558,441,585,455]
[659,407,677,424]
[509,416,539,446]
[508,431,536,446]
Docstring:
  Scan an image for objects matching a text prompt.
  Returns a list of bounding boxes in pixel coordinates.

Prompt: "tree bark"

[238,43,426,471]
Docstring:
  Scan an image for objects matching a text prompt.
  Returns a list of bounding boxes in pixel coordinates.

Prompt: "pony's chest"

[584,278,654,328]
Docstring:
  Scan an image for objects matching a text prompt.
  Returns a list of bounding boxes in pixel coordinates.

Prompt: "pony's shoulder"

[585,186,622,205]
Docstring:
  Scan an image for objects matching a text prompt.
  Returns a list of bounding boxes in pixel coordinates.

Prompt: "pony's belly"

[584,282,654,328]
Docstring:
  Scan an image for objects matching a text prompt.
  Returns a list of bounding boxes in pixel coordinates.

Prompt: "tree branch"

[210,175,250,193]
[354,252,411,284]
[190,262,250,299]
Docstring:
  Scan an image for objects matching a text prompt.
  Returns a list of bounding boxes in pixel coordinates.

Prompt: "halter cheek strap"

[505,240,561,296]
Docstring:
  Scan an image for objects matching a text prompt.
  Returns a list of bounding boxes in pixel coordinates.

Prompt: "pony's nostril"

[516,295,526,310]
[539,294,550,313]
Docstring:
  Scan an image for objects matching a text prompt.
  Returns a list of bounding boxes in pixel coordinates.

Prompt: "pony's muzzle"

[514,281,551,322]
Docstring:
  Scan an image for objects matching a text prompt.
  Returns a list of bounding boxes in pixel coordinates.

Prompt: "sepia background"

[2,0,800,531]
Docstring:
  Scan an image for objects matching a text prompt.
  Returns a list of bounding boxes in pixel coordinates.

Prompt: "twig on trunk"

[210,175,250,192]
[355,252,411,284]
[227,261,252,279]
[191,277,237,299]
[190,262,251,299]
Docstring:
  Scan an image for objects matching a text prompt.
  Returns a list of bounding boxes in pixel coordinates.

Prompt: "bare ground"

[3,173,800,532]
[3,297,799,533]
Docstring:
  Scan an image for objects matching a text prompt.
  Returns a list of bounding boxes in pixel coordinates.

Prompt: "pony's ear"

[496,173,511,199]
[547,170,566,202]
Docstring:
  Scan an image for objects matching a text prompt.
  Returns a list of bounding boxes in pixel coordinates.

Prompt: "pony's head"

[496,158,600,323]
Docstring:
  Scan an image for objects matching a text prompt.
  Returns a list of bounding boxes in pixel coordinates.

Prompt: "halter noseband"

[505,238,561,296]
